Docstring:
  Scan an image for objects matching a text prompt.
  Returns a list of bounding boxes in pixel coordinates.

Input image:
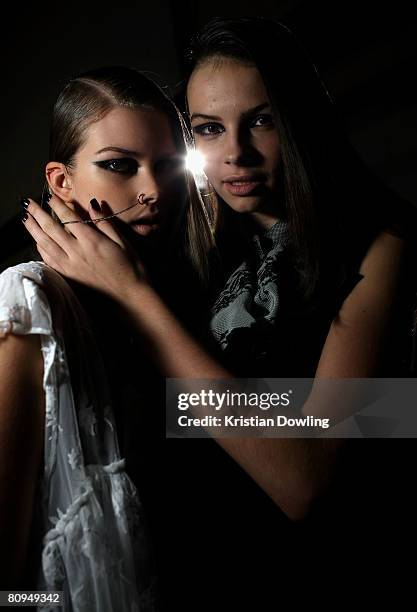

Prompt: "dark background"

[1,0,416,269]
[1,3,415,604]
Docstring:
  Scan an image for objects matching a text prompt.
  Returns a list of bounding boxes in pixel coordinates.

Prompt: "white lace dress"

[0,262,157,612]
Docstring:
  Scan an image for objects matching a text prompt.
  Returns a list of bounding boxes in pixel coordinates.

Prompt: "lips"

[222,174,266,196]
[129,215,161,236]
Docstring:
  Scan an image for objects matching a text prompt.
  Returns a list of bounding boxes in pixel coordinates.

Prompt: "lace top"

[210,219,291,350]
[208,220,365,377]
[0,262,156,612]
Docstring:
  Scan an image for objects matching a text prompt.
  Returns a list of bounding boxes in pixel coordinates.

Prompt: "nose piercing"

[137,193,148,206]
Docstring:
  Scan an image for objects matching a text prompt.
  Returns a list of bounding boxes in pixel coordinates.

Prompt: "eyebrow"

[94,146,141,156]
[190,102,271,122]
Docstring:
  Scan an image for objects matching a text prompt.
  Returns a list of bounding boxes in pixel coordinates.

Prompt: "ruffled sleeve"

[0,262,53,336]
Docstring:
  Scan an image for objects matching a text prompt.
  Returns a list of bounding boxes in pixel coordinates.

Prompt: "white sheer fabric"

[0,262,156,611]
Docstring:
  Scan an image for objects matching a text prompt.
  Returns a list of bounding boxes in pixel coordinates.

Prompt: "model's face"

[66,106,185,238]
[187,58,282,228]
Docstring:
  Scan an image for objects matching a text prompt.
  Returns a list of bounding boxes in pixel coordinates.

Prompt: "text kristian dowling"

[178,415,330,429]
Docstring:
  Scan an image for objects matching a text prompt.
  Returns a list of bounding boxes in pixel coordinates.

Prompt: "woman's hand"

[22,195,147,299]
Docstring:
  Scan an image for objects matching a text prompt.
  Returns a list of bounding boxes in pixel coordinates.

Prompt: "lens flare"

[185,149,206,175]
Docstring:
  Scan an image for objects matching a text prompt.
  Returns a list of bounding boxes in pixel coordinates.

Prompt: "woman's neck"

[250,210,280,230]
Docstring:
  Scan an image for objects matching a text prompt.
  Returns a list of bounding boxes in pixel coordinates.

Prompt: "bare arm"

[22,198,405,520]
[111,231,405,518]
[0,333,44,587]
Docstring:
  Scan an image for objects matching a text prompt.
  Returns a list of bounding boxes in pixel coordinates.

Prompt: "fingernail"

[90,198,101,211]
[20,197,30,209]
[21,211,28,222]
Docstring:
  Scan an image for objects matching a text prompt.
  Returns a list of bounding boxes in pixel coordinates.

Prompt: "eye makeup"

[193,123,225,137]
[93,158,139,174]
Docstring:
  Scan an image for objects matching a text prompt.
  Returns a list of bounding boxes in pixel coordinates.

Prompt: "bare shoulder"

[316,230,406,377]
[358,229,405,280]
[337,230,405,322]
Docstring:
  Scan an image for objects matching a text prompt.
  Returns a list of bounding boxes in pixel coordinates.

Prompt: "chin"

[226,198,263,215]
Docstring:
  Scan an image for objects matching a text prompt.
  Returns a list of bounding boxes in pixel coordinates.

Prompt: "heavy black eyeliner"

[92,158,139,174]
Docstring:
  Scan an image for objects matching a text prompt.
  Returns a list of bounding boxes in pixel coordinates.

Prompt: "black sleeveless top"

[159,229,416,609]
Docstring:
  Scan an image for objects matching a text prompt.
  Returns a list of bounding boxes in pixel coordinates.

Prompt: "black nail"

[90,198,101,211]
[20,197,30,209]
[21,211,28,222]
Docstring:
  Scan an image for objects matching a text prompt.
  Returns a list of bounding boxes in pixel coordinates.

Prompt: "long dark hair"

[44,66,214,283]
[181,17,415,302]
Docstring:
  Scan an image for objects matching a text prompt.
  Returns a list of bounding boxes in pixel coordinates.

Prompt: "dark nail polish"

[20,197,30,209]
[21,211,28,222]
[90,198,101,211]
